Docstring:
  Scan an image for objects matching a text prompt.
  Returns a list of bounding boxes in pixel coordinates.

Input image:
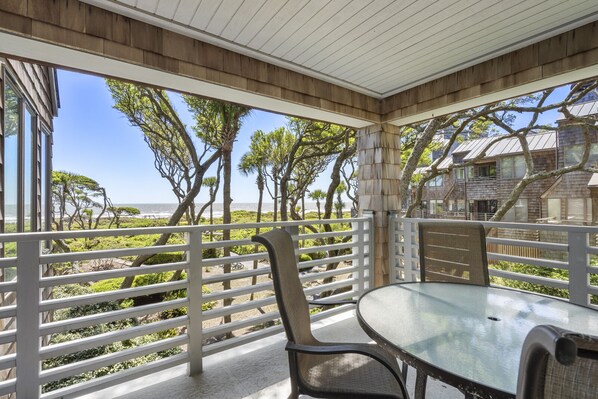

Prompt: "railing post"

[187,229,203,375]
[16,239,42,398]
[363,211,375,289]
[403,219,416,282]
[352,220,366,296]
[388,212,397,283]
[568,231,589,306]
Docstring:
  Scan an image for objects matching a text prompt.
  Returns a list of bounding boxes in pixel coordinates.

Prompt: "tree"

[308,189,326,219]
[200,175,219,227]
[52,171,111,232]
[402,80,598,221]
[334,182,346,219]
[108,206,141,228]
[185,97,251,334]
[107,81,222,288]
[238,132,270,303]
[51,171,113,252]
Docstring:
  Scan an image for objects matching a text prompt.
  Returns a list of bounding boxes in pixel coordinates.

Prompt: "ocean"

[115,202,321,219]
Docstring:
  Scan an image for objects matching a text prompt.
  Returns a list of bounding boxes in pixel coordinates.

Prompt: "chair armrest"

[307,299,357,306]
[285,341,405,385]
[517,325,577,399]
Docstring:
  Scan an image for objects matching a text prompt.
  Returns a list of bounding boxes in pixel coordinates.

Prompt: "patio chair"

[418,221,489,286]
[517,324,598,399]
[252,229,409,399]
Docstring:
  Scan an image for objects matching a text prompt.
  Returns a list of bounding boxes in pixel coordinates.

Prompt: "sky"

[53,69,290,204]
[52,69,571,205]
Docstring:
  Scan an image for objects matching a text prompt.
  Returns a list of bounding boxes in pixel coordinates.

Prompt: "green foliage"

[490,261,569,299]
[143,253,184,265]
[299,254,312,262]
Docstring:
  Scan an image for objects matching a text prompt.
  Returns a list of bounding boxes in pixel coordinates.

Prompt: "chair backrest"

[252,229,315,345]
[418,221,489,285]
[517,325,598,399]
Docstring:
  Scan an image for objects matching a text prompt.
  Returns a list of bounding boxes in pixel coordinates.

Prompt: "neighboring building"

[415,95,598,226]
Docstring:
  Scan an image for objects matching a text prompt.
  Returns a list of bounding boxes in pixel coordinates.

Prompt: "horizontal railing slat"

[486,237,569,251]
[201,252,266,267]
[42,244,189,264]
[0,330,16,345]
[39,335,188,384]
[203,311,280,339]
[40,261,191,287]
[40,316,189,360]
[0,306,17,319]
[202,266,270,284]
[0,281,17,294]
[41,298,188,336]
[41,353,188,399]
[0,258,17,269]
[40,280,189,312]
[0,353,16,370]
[489,269,569,289]
[0,379,15,397]
[298,253,358,269]
[488,253,568,269]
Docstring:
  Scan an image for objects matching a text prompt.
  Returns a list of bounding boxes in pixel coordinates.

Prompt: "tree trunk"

[250,176,264,303]
[222,148,233,337]
[273,182,279,222]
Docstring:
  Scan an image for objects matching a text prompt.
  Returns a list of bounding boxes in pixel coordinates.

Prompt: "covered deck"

[1,1,598,398]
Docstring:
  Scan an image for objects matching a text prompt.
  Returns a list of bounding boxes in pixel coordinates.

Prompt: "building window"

[564,144,598,166]
[501,155,526,178]
[503,199,528,222]
[24,106,35,232]
[477,163,496,178]
[428,175,443,187]
[566,198,592,222]
[40,130,51,232]
[455,167,465,180]
[429,199,443,215]
[3,77,43,236]
[448,199,465,212]
[547,198,561,221]
[4,81,19,236]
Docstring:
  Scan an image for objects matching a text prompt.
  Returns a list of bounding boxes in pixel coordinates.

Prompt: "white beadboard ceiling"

[82,0,598,98]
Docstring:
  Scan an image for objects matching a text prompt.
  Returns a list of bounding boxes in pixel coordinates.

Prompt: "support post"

[186,229,203,375]
[16,239,42,398]
[568,231,589,306]
[357,124,401,286]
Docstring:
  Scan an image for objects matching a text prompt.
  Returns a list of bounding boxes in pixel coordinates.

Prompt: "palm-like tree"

[185,97,251,336]
[308,189,326,219]
[202,176,218,239]
[238,136,270,302]
[335,182,346,219]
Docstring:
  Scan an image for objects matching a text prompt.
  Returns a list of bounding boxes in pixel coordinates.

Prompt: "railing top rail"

[0,217,371,243]
[397,217,598,233]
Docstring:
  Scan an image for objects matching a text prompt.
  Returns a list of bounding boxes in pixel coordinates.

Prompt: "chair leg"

[414,371,427,399]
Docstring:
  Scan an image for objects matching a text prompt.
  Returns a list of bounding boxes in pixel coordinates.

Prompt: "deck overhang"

[1,1,598,127]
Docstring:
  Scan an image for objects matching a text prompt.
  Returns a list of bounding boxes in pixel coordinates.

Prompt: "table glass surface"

[357,283,598,395]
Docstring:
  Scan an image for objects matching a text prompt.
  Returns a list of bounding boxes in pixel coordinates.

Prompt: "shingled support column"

[357,123,401,286]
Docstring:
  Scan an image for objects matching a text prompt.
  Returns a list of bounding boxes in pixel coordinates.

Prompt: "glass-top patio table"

[357,282,598,399]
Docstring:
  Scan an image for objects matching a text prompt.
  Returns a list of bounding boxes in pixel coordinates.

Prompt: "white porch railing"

[0,217,373,399]
[390,216,598,309]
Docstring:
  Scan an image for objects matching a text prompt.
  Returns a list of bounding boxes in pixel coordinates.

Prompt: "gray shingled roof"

[557,99,598,120]
[452,131,556,161]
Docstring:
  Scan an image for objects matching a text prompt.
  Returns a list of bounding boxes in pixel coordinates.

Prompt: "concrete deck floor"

[82,312,464,399]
